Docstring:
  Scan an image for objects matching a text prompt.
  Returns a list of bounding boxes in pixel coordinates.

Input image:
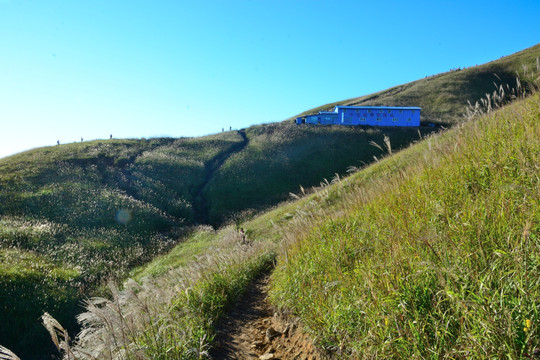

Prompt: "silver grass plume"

[0,345,21,360]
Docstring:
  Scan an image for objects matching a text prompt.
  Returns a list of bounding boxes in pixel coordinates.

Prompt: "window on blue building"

[376,117,382,121]
[392,117,399,122]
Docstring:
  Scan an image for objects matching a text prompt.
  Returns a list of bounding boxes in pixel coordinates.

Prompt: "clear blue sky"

[1,0,539,158]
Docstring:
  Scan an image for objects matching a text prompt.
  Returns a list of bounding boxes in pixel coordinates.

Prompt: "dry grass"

[0,346,21,360]
[41,226,276,359]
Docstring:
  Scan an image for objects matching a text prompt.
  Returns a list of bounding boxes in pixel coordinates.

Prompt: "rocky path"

[210,274,323,360]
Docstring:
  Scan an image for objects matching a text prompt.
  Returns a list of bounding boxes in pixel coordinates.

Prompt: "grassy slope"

[294,43,540,125]
[204,122,438,226]
[1,43,539,358]
[0,133,245,358]
[270,94,540,358]
[66,93,539,359]
[203,43,540,226]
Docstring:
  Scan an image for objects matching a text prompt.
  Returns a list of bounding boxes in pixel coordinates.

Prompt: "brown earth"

[210,274,325,360]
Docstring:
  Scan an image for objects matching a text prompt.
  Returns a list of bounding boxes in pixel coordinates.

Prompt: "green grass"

[43,227,277,359]
[270,93,540,358]
[33,88,540,360]
[129,225,218,281]
[0,133,246,358]
[204,122,438,225]
[0,248,81,357]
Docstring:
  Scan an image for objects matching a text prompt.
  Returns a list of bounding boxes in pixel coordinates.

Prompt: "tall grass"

[41,227,276,359]
[0,345,21,360]
[2,47,539,359]
[464,58,539,119]
[270,93,540,358]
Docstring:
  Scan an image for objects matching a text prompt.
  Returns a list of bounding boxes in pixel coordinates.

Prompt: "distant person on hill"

[57,140,60,145]
[110,134,113,139]
[239,228,247,244]
[81,137,83,142]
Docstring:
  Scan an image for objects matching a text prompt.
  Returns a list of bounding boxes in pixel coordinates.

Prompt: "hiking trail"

[193,130,249,226]
[210,274,323,360]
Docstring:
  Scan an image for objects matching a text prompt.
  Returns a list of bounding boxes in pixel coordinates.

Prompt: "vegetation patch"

[42,227,276,359]
[205,122,438,225]
[270,94,540,358]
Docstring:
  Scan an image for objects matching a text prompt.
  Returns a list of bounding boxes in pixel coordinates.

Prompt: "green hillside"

[0,43,538,358]
[204,123,436,225]
[270,92,540,358]
[295,43,540,125]
[40,91,539,359]
[0,133,247,357]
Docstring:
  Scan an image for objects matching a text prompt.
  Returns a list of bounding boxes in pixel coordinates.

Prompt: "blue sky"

[1,0,539,158]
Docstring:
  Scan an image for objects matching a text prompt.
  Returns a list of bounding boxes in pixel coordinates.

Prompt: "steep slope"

[270,94,540,358]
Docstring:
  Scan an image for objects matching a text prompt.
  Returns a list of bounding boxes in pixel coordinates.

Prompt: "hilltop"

[295,43,540,125]
[0,43,539,358]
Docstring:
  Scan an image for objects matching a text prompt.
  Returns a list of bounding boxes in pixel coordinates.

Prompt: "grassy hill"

[269,92,540,358]
[294,43,540,125]
[0,128,438,358]
[203,123,436,225]
[0,43,538,358]
[0,134,248,357]
[43,91,539,359]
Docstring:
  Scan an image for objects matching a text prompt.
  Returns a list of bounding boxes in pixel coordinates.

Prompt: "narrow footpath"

[193,130,249,225]
[210,274,323,360]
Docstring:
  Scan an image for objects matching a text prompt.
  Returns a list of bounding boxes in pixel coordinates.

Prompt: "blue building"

[296,106,421,127]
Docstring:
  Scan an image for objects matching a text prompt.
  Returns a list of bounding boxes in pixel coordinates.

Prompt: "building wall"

[296,107,420,127]
[303,114,338,125]
[305,115,319,124]
[337,107,420,127]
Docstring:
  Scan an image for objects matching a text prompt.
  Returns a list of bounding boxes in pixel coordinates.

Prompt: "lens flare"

[115,209,132,225]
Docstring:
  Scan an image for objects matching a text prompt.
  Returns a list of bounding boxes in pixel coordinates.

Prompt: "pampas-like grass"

[42,226,274,359]
[0,345,21,360]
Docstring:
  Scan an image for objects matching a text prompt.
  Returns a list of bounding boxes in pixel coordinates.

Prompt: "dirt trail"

[211,274,323,360]
[193,130,249,226]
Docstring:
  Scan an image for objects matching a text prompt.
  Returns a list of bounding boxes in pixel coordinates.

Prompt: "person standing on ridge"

[239,228,246,244]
